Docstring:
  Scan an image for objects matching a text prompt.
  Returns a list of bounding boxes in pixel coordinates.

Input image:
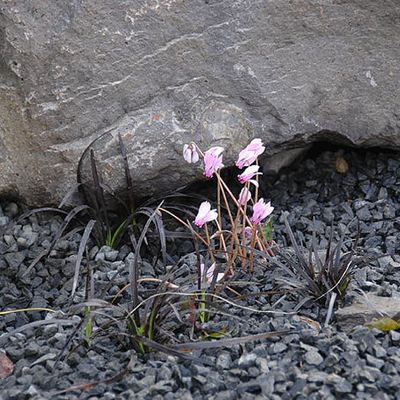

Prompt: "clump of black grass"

[18,133,168,281]
[273,215,361,326]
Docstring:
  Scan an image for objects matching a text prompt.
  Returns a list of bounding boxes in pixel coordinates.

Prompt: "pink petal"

[238,187,251,205]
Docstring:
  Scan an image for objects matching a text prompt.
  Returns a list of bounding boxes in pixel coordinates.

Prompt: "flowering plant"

[166,138,273,273]
[160,138,274,323]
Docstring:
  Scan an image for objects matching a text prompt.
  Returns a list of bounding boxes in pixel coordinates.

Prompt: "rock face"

[1,0,400,205]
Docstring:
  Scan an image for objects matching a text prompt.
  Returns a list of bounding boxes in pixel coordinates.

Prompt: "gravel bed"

[1,147,400,400]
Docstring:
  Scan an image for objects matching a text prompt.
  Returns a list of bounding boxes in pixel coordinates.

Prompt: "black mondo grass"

[274,215,361,325]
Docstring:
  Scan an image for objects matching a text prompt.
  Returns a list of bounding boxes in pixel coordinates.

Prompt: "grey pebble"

[305,351,324,366]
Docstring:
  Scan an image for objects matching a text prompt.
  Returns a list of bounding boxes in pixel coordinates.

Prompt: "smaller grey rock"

[255,357,269,373]
[365,354,385,369]
[390,330,400,343]
[0,216,10,226]
[157,365,173,381]
[272,342,287,354]
[104,249,119,262]
[216,352,232,369]
[26,385,40,397]
[305,351,323,366]
[259,373,275,396]
[3,234,15,246]
[238,353,257,368]
[383,204,395,219]
[356,207,372,222]
[377,187,388,200]
[308,371,328,383]
[385,236,398,255]
[378,256,394,269]
[215,390,237,400]
[326,374,352,394]
[4,252,26,269]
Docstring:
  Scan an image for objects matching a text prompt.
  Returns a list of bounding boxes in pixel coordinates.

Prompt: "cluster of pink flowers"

[183,138,273,228]
[235,139,273,225]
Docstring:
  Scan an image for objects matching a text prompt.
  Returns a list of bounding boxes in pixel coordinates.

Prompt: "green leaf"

[262,219,273,241]
[83,306,92,344]
[366,317,400,332]
[201,328,229,340]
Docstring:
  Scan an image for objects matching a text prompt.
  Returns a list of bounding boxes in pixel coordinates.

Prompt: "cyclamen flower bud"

[183,143,199,164]
[238,187,251,205]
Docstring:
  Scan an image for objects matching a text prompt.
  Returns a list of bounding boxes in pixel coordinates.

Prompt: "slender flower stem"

[216,177,223,250]
[204,222,215,263]
[240,183,251,265]
[249,228,258,272]
[159,207,208,246]
[214,220,229,267]
[216,172,235,230]
[255,159,260,202]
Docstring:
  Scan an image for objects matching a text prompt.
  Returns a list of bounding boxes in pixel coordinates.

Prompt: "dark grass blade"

[71,219,97,299]
[90,149,110,240]
[118,132,135,212]
[277,251,322,295]
[312,222,323,275]
[22,205,90,276]
[17,207,69,224]
[0,319,79,346]
[137,337,213,365]
[325,221,335,262]
[172,330,291,351]
[98,182,130,215]
[283,215,309,271]
[135,206,167,269]
[188,221,202,291]
[85,310,125,329]
[58,183,82,208]
[87,248,95,300]
[59,226,86,241]
[70,298,125,312]
[136,206,168,273]
[128,233,140,326]
[54,317,86,366]
[294,296,314,311]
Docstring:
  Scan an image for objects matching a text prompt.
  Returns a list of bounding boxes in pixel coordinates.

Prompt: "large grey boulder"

[1,0,399,205]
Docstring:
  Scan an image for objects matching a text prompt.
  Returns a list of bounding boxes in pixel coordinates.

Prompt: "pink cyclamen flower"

[203,146,224,178]
[193,201,218,228]
[183,143,199,164]
[251,198,274,225]
[238,165,261,186]
[238,187,251,205]
[236,138,265,169]
[200,263,224,284]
